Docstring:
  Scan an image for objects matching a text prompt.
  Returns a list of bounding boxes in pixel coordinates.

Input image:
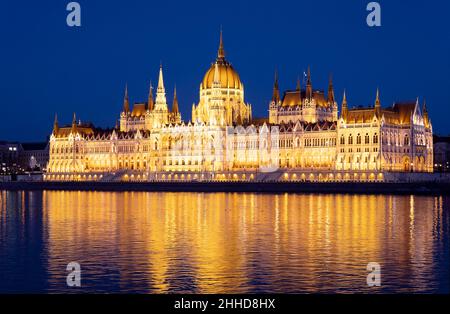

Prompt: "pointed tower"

[374,88,381,118]
[306,66,313,100]
[217,28,225,61]
[172,86,179,114]
[269,69,280,124]
[296,76,301,91]
[155,65,168,109]
[71,112,77,133]
[327,74,335,104]
[123,84,130,113]
[192,103,196,123]
[153,64,169,126]
[147,82,154,111]
[341,90,348,121]
[272,69,280,104]
[423,99,430,128]
[53,113,59,135]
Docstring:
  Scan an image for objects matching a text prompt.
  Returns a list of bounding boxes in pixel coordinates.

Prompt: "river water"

[0,191,448,293]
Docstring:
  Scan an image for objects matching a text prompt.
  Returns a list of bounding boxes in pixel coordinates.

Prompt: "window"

[404,135,410,146]
[365,133,370,144]
[349,134,353,145]
[357,134,362,145]
[373,133,379,144]
[340,135,345,145]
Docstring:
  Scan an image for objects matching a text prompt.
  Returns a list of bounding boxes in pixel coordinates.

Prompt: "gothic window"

[365,133,370,144]
[349,134,353,145]
[373,133,379,144]
[404,135,410,146]
[340,135,345,145]
[357,134,362,145]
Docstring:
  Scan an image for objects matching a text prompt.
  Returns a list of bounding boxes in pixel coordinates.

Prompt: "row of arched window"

[340,133,379,145]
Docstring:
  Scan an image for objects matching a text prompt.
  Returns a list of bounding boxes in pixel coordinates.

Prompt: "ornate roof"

[281,89,328,107]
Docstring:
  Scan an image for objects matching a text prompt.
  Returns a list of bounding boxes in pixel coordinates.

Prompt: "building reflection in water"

[0,191,448,293]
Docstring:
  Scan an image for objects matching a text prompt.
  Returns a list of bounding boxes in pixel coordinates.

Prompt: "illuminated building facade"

[46,33,433,182]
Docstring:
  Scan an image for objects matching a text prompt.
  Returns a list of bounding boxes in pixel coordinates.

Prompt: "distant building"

[0,141,21,174]
[0,141,49,175]
[20,142,49,171]
[433,135,450,172]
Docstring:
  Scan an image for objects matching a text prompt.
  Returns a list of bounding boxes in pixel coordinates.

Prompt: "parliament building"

[45,33,434,182]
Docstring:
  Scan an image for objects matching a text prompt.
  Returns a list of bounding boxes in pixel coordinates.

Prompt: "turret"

[272,69,280,104]
[123,84,130,113]
[327,74,335,104]
[155,64,168,111]
[423,99,430,128]
[341,90,348,121]
[172,86,179,114]
[306,66,313,100]
[217,28,225,61]
[53,113,59,135]
[71,112,77,133]
[374,88,381,118]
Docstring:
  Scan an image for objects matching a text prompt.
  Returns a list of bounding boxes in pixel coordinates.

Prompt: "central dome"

[201,61,242,90]
[200,31,242,90]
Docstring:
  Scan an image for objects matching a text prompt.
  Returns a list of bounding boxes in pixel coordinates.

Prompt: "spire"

[296,76,301,91]
[71,112,77,133]
[327,74,335,104]
[341,90,348,121]
[53,113,59,134]
[217,28,225,60]
[307,66,311,85]
[155,65,168,111]
[148,82,154,111]
[123,84,130,113]
[157,65,164,91]
[172,86,179,114]
[423,99,430,128]
[306,66,313,100]
[374,88,381,117]
[272,69,280,103]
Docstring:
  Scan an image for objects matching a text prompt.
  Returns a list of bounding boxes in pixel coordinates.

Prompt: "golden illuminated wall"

[336,121,381,171]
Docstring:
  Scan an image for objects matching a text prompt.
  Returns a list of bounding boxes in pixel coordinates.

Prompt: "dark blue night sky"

[0,0,449,141]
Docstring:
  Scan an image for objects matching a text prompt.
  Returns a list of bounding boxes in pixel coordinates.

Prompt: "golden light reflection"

[31,191,447,293]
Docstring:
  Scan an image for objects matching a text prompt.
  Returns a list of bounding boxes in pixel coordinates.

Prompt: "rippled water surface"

[0,191,449,293]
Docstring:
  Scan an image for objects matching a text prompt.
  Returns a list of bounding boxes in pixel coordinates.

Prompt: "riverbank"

[1,181,450,195]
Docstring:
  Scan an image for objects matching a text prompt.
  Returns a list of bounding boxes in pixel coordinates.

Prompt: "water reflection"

[0,191,449,293]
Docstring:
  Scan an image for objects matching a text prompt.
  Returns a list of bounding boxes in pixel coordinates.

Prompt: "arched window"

[373,133,379,144]
[348,134,353,145]
[357,134,362,145]
[404,134,410,146]
[340,135,345,145]
[365,133,370,144]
